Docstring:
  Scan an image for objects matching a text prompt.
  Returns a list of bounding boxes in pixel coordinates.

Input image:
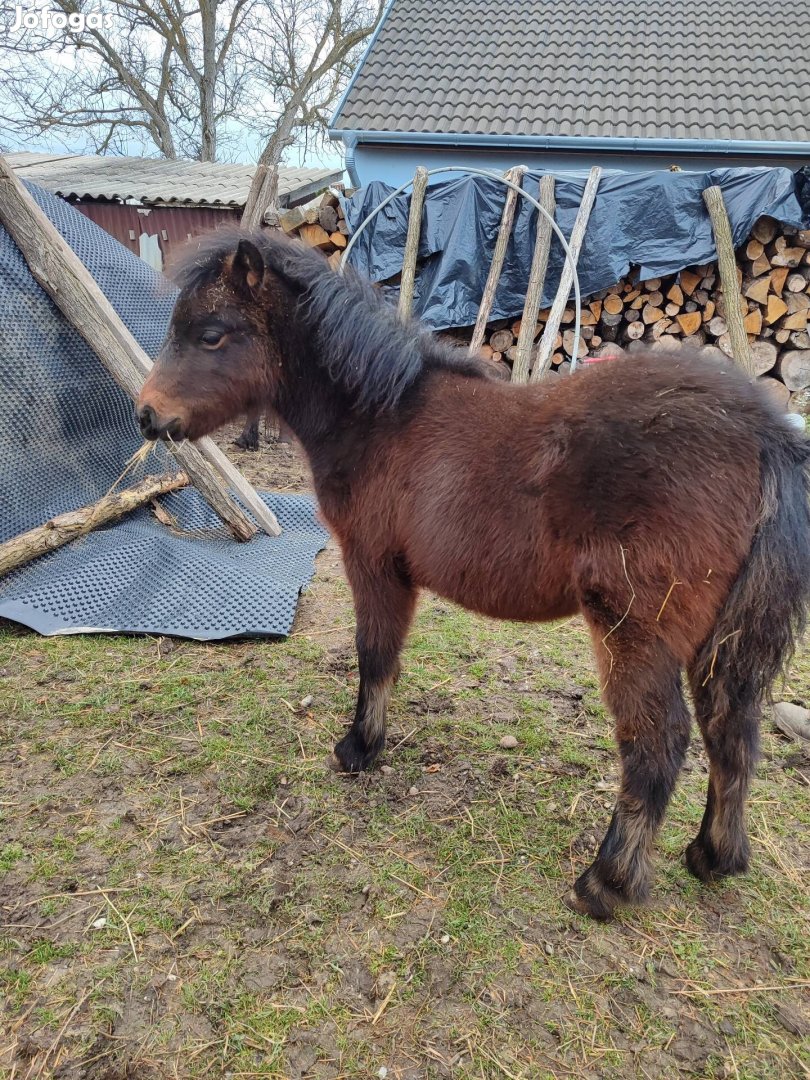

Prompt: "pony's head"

[137,233,282,442]
[137,227,488,443]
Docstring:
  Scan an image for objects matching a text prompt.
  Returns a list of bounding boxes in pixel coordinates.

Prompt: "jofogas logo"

[5,6,115,32]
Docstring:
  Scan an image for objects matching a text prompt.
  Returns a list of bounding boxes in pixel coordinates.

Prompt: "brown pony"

[137,231,810,920]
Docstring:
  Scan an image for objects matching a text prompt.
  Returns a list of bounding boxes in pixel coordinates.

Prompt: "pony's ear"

[228,239,265,297]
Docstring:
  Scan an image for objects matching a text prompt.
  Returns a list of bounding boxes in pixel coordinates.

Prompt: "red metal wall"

[72,201,239,269]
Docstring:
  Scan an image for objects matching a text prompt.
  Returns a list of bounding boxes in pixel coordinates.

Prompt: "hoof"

[331,733,381,774]
[563,883,616,922]
[684,836,749,883]
[234,435,259,451]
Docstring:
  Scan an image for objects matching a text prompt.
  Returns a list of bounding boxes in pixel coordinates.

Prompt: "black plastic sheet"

[343,167,810,331]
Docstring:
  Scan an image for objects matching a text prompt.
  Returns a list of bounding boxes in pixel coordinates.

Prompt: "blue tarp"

[342,167,810,331]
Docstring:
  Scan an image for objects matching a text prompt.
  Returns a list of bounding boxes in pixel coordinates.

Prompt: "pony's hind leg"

[332,552,417,773]
[570,610,691,920]
[683,666,758,882]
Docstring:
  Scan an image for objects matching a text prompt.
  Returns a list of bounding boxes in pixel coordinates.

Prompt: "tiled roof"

[332,0,810,143]
[6,152,342,207]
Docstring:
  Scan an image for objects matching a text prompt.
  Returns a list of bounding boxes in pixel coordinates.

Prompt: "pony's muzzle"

[137,403,184,442]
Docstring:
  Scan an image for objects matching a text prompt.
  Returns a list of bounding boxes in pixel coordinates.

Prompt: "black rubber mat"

[0,184,327,639]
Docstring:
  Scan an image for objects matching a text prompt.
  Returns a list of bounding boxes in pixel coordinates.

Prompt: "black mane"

[171,229,489,412]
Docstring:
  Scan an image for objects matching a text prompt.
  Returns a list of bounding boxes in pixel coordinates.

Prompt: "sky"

[0,0,351,173]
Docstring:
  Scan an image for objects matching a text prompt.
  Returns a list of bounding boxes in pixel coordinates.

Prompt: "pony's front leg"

[332,554,417,773]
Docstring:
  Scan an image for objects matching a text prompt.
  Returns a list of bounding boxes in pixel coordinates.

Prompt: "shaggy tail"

[686,418,810,881]
[695,423,810,709]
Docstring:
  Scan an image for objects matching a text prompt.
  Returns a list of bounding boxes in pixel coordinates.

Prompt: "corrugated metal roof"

[332,0,810,144]
[7,152,343,207]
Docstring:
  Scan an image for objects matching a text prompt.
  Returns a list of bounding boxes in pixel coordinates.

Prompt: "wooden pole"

[511,175,556,383]
[0,154,281,540]
[0,472,189,577]
[398,166,429,321]
[469,166,528,356]
[531,166,602,382]
[702,185,755,376]
[242,164,280,231]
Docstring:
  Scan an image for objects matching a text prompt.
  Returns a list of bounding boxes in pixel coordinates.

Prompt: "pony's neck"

[269,311,374,493]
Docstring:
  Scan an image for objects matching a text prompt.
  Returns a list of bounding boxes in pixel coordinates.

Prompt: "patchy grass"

[1,435,808,1079]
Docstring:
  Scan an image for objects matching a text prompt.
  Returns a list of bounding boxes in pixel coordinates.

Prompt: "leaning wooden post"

[0,472,189,577]
[469,165,527,356]
[512,174,556,383]
[530,166,602,382]
[398,166,429,321]
[702,185,755,377]
[0,155,281,540]
[242,164,280,231]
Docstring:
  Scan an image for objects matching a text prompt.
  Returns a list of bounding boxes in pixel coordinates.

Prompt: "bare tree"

[0,0,382,163]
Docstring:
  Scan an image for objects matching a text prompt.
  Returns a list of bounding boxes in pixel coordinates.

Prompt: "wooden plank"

[512,175,555,383]
[0,153,280,540]
[531,167,602,382]
[702,186,754,375]
[398,166,429,321]
[470,166,528,356]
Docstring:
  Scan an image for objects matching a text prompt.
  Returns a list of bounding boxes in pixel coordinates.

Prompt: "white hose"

[339,165,583,371]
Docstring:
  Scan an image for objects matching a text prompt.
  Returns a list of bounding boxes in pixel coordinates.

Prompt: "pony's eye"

[200,329,225,348]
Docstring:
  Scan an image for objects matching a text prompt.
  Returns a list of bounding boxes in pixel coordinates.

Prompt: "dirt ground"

[1,424,809,1079]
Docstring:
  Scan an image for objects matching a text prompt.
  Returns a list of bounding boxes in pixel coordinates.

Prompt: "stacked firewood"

[278,190,348,268]
[476,217,810,409]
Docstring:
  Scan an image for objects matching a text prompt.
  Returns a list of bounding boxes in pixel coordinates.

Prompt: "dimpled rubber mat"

[0,183,328,640]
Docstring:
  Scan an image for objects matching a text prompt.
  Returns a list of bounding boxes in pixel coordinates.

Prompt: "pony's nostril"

[138,404,158,439]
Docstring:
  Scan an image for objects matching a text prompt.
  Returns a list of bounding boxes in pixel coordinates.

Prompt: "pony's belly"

[416,565,579,625]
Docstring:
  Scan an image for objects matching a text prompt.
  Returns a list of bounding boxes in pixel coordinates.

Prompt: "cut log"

[562,329,588,358]
[327,250,342,270]
[298,223,333,249]
[667,283,684,305]
[783,310,809,331]
[770,266,790,296]
[758,376,791,409]
[642,303,665,324]
[677,311,702,336]
[790,330,810,350]
[330,231,347,249]
[750,340,778,375]
[777,350,810,391]
[603,293,624,315]
[625,319,646,340]
[680,269,701,296]
[652,317,673,340]
[490,329,514,353]
[745,276,771,305]
[751,252,772,277]
[746,239,765,261]
[743,308,763,335]
[318,206,339,233]
[0,472,189,577]
[787,272,806,292]
[752,217,778,244]
[766,294,788,324]
[0,153,277,541]
[702,299,716,322]
[772,247,806,268]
